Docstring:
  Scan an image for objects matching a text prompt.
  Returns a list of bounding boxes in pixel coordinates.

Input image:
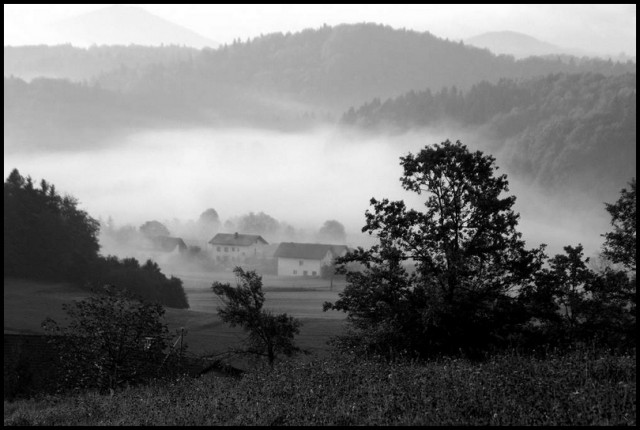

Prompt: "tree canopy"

[4,168,100,281]
[325,141,542,357]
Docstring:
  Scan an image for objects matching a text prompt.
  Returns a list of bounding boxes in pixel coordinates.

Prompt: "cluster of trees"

[324,141,635,358]
[4,168,100,281]
[4,168,189,308]
[341,73,636,201]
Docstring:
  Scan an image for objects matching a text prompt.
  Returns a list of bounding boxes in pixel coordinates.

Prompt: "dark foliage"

[212,267,302,366]
[325,143,636,358]
[4,168,100,281]
[90,256,189,309]
[603,178,636,271]
[324,140,542,358]
[41,286,171,393]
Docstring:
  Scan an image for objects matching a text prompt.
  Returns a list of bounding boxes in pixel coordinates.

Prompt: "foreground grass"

[4,349,636,426]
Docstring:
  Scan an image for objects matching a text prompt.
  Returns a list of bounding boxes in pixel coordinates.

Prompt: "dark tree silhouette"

[602,178,636,271]
[212,267,302,366]
[4,168,100,281]
[324,140,542,357]
[42,285,170,392]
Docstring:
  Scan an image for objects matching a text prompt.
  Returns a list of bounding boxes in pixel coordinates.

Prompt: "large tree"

[325,140,541,357]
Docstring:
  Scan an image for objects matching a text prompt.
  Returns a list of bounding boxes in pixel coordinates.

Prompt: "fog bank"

[3,126,611,258]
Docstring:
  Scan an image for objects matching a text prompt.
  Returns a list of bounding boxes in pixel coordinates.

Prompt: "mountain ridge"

[49,5,218,49]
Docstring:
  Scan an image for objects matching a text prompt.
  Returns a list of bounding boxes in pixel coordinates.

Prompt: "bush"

[41,286,174,393]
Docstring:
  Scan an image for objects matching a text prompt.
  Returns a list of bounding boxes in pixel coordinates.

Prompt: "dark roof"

[151,236,187,252]
[273,242,349,260]
[209,233,268,246]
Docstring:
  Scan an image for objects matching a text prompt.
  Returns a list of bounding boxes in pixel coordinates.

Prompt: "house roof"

[208,233,268,246]
[273,242,349,261]
[151,236,187,252]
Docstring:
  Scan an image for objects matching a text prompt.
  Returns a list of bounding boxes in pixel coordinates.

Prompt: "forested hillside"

[4,24,636,135]
[341,72,636,201]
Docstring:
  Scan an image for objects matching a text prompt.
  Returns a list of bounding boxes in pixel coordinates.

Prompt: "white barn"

[273,242,349,277]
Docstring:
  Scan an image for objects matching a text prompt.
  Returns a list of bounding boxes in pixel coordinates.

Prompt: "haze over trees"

[4,23,635,151]
[342,72,636,203]
[140,220,171,238]
[317,220,347,244]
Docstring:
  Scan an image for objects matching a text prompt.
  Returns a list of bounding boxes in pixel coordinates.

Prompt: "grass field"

[3,271,349,362]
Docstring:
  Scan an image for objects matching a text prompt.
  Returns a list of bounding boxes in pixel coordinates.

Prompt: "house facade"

[273,242,349,277]
[208,232,269,263]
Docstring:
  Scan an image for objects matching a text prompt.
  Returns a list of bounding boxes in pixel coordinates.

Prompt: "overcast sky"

[3,4,636,57]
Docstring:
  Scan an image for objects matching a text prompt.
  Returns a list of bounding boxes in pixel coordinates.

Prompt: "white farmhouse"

[208,232,269,263]
[273,242,349,277]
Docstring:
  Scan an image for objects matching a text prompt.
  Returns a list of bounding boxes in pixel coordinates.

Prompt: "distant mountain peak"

[49,5,218,49]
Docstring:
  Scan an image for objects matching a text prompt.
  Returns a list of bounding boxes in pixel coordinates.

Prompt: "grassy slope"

[4,349,636,425]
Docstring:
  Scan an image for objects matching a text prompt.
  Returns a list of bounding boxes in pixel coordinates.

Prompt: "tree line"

[4,168,189,308]
[342,72,636,202]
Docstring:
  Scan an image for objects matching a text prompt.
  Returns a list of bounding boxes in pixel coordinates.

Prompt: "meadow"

[3,271,348,360]
[4,275,637,425]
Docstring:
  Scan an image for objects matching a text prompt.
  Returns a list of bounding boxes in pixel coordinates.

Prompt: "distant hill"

[4,23,637,145]
[465,31,587,59]
[49,5,218,49]
[92,23,634,113]
[4,45,198,82]
[341,72,636,205]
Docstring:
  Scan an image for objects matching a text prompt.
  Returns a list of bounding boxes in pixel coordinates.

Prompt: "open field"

[4,272,349,360]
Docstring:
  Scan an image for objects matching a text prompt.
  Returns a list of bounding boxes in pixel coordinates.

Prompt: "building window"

[224,247,228,252]
[303,270,308,276]
[242,252,246,256]
[293,270,297,275]
[299,260,303,266]
[217,246,221,252]
[312,271,317,276]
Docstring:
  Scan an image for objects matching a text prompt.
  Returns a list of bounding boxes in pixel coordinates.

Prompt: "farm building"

[208,232,269,263]
[273,242,349,277]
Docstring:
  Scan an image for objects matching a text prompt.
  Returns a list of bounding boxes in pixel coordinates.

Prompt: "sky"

[3,4,637,57]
